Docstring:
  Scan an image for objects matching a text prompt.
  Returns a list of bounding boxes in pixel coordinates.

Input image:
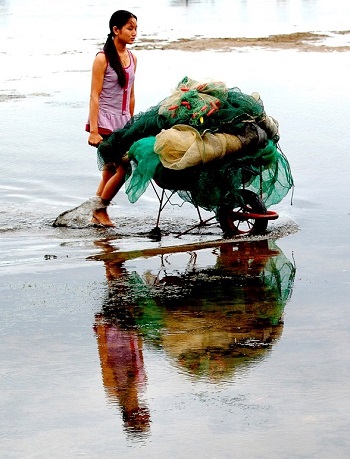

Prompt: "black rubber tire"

[218,189,268,237]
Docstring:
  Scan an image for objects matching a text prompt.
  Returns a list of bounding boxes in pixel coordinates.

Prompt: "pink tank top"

[86,50,135,134]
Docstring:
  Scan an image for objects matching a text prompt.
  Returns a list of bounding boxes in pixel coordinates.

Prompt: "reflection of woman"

[94,314,150,434]
[93,240,150,435]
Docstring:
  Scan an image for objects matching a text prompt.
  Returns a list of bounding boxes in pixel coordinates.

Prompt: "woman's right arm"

[88,53,107,147]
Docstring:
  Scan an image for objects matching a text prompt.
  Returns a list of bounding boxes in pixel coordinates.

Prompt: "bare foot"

[91,216,104,227]
[92,209,115,227]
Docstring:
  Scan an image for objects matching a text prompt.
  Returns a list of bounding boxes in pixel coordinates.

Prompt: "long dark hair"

[103,10,137,88]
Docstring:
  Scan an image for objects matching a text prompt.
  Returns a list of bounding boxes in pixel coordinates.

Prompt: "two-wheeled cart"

[148,152,282,239]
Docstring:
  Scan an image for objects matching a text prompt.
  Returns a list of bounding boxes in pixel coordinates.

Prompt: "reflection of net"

[156,246,295,381]
[98,76,294,209]
[259,251,296,325]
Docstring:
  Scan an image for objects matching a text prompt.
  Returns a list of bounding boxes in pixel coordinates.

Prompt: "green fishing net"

[97,76,294,210]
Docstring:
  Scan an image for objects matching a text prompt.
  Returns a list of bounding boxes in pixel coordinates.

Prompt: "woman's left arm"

[129,53,137,116]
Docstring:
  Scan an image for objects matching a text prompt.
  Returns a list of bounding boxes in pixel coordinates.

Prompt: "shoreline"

[133,31,350,52]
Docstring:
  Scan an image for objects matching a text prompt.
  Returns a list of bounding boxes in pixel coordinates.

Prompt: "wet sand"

[133,30,350,52]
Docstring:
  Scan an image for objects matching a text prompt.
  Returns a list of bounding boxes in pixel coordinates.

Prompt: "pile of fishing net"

[98,76,293,211]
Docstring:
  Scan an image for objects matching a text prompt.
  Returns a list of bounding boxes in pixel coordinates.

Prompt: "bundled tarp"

[97,76,293,210]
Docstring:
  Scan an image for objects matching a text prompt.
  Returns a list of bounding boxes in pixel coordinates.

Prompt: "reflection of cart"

[98,77,294,238]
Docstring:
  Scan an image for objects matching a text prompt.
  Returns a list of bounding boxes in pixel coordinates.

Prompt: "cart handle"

[230,210,279,221]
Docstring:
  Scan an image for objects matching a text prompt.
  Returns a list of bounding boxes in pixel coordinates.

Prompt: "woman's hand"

[88,132,103,147]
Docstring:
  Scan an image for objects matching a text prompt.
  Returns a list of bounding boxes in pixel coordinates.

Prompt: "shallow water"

[1,1,350,458]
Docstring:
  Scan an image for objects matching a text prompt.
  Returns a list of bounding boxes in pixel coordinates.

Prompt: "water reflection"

[92,239,295,438]
[94,315,150,437]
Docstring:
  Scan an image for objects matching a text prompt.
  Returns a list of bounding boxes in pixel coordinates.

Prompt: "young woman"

[86,10,137,227]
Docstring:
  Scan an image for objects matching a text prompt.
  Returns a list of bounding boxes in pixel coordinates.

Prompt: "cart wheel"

[218,189,268,237]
